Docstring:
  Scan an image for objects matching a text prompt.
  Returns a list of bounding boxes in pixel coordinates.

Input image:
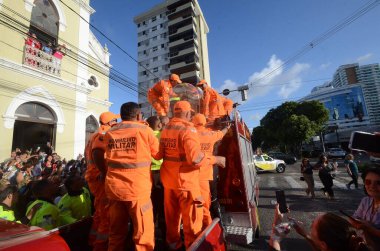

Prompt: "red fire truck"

[0,83,259,250]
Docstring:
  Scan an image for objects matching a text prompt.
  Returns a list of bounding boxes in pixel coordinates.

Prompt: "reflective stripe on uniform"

[170,97,181,101]
[107,161,151,169]
[198,131,214,137]
[96,232,109,241]
[108,123,146,132]
[193,153,204,164]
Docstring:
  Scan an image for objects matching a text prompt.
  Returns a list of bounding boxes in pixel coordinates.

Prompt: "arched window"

[30,0,59,44]
[15,102,56,123]
[85,115,99,144]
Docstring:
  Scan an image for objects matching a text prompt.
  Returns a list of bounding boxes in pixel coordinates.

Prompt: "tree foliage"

[252,101,329,153]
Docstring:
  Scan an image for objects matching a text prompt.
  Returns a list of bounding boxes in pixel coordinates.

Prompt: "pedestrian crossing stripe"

[267,176,363,190]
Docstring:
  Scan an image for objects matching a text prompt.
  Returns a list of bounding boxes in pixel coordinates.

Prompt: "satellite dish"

[222,89,230,96]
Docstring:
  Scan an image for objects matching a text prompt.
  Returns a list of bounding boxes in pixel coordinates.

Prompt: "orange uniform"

[85,131,109,250]
[198,80,233,120]
[157,109,216,249]
[192,114,225,229]
[147,74,182,116]
[104,120,159,251]
[85,111,119,251]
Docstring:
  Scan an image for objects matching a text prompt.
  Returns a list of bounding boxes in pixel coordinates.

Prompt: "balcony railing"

[23,44,61,76]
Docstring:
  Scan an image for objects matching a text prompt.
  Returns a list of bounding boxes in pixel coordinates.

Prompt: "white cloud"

[277,62,310,98]
[319,62,331,70]
[357,53,373,63]
[219,54,310,101]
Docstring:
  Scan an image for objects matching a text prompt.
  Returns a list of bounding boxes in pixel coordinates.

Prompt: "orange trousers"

[200,181,212,230]
[108,198,154,251]
[164,188,204,249]
[87,179,109,251]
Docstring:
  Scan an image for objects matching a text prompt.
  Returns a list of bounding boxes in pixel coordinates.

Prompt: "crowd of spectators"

[24,32,67,74]
[0,143,89,227]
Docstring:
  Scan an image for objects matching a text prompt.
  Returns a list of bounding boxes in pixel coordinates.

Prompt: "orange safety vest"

[159,118,215,190]
[195,126,225,181]
[104,121,159,201]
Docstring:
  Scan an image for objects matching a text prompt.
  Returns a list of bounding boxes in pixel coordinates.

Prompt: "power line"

[59,0,160,80]
[0,4,145,97]
[0,10,146,97]
[247,0,380,89]
[238,91,366,113]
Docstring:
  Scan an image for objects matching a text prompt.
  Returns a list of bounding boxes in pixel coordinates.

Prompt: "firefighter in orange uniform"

[85,111,119,251]
[197,80,234,120]
[147,73,182,116]
[192,113,229,229]
[156,101,225,250]
[104,102,159,251]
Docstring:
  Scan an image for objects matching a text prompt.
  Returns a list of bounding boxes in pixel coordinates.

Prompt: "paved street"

[228,161,366,251]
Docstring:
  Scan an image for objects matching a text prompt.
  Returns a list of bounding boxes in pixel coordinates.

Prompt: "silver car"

[327,148,346,159]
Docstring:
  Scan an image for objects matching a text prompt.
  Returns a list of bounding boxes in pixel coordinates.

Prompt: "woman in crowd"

[348,166,380,250]
[345,154,359,189]
[315,155,335,199]
[269,205,370,251]
[301,158,315,199]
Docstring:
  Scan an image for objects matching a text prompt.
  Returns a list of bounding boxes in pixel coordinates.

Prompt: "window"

[160,24,164,28]
[143,21,146,25]
[153,56,158,62]
[160,14,163,18]
[152,16,156,22]
[154,78,159,82]
[143,30,147,35]
[153,46,158,52]
[153,67,158,72]
[153,36,157,41]
[161,44,165,48]
[138,42,141,47]
[88,76,99,87]
[152,26,157,32]
[138,23,141,28]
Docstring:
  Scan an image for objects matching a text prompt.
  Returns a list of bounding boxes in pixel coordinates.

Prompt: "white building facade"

[134,0,211,116]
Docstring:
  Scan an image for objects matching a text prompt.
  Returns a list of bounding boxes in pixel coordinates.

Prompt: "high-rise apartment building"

[331,63,380,125]
[301,63,380,146]
[134,0,211,116]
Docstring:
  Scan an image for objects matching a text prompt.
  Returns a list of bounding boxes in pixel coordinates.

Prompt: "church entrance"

[12,102,56,152]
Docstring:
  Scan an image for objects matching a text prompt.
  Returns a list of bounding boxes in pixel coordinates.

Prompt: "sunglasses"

[364,179,380,186]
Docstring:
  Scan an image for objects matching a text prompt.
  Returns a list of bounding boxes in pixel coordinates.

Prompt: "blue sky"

[90,0,380,130]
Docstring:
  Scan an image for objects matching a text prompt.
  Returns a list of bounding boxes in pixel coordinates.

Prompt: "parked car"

[253,154,286,173]
[267,151,297,164]
[326,148,347,159]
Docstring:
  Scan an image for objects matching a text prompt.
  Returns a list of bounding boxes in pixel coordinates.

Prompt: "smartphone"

[339,210,358,222]
[276,190,288,214]
[349,131,380,153]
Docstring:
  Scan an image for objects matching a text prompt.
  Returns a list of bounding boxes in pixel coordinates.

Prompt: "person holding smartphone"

[348,167,380,250]
[269,205,370,251]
